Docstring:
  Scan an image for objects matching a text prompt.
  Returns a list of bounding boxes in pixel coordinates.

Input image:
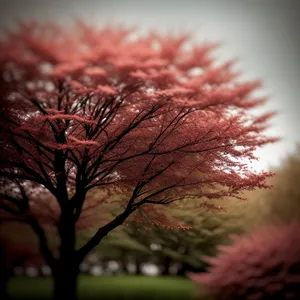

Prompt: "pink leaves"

[139,58,169,69]
[68,80,116,96]
[84,67,107,77]
[68,80,84,89]
[189,222,300,300]
[178,42,219,70]
[1,21,266,115]
[95,85,116,95]
[155,86,194,97]
[51,61,86,78]
[130,70,149,80]
[68,136,100,147]
[0,21,276,237]
[38,114,97,125]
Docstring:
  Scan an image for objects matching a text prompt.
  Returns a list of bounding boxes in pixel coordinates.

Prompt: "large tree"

[0,21,276,300]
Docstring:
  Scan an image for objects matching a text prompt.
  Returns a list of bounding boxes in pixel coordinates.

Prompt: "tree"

[94,198,251,276]
[229,145,300,230]
[0,21,276,300]
[255,144,300,224]
[84,225,153,275]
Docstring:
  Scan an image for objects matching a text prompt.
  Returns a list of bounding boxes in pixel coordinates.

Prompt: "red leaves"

[154,86,195,97]
[38,114,97,124]
[95,85,116,95]
[68,136,100,147]
[51,62,86,78]
[84,67,106,77]
[0,21,276,231]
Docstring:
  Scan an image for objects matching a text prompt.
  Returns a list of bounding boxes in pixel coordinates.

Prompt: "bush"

[187,221,300,300]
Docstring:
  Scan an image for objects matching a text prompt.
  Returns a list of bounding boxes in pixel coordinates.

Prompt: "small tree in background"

[253,145,300,225]
[0,21,276,300]
[95,198,250,276]
[84,225,152,275]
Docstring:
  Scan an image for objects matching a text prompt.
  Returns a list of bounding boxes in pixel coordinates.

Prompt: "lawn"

[8,275,211,300]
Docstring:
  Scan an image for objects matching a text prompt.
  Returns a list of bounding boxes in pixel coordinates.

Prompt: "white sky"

[1,0,300,171]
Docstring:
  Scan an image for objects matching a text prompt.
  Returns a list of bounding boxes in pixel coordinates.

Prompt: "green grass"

[8,275,210,300]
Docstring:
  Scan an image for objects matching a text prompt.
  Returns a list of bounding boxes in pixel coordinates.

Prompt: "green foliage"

[88,198,254,271]
[245,145,300,227]
[262,145,300,223]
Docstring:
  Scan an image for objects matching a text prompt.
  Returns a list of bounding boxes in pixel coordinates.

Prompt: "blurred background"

[1,1,300,299]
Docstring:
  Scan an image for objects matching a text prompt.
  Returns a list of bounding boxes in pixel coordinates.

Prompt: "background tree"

[0,21,276,300]
[93,198,251,276]
[85,226,153,275]
[242,144,300,228]
[0,216,46,300]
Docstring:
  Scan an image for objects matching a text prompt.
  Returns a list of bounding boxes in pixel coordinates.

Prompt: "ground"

[8,275,211,300]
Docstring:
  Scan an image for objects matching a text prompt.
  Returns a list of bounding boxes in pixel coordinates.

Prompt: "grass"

[8,275,211,300]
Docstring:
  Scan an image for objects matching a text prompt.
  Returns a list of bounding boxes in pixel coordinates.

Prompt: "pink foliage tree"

[188,221,300,300]
[0,21,276,299]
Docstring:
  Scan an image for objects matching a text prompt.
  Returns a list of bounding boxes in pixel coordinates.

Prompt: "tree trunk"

[136,259,143,275]
[161,256,172,275]
[120,250,128,274]
[0,266,10,300]
[177,262,190,276]
[53,209,79,300]
[53,261,79,300]
[0,246,11,300]
[51,206,134,299]
[176,245,191,276]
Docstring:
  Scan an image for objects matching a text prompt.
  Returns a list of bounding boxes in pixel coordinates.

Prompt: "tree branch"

[25,215,56,270]
[76,207,134,263]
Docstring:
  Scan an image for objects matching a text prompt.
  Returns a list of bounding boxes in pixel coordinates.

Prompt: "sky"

[1,0,300,171]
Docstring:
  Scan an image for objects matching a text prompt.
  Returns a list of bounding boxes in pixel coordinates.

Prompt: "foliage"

[0,20,275,299]
[188,221,300,300]
[92,198,256,274]
[252,145,300,225]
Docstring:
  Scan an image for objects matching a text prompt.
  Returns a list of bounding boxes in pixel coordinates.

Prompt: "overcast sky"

[1,0,300,171]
